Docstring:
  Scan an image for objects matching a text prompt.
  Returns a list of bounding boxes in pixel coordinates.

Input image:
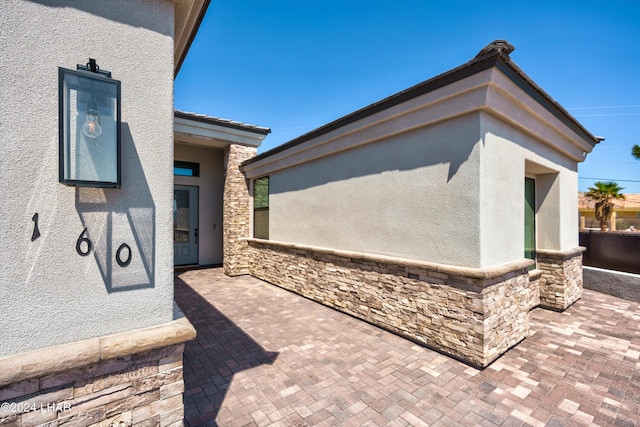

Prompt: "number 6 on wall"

[76,228,92,256]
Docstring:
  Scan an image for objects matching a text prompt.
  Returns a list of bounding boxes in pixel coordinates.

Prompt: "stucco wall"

[244,58,594,270]
[175,144,225,265]
[479,113,579,267]
[268,114,483,268]
[266,109,580,269]
[0,0,175,357]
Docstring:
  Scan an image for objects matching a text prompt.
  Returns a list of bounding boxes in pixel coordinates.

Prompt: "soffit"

[174,0,210,77]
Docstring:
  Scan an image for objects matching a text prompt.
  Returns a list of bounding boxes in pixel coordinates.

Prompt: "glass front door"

[174,185,199,266]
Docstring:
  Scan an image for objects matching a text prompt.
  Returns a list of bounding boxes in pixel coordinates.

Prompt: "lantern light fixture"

[59,59,121,188]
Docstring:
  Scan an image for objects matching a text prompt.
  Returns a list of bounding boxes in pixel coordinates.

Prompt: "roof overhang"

[174,0,210,77]
[174,112,269,149]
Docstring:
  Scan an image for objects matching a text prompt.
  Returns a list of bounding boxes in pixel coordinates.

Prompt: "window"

[524,177,536,268]
[174,161,199,177]
[254,176,269,239]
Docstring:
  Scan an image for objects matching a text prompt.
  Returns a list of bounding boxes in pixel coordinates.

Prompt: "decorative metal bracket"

[77,58,112,78]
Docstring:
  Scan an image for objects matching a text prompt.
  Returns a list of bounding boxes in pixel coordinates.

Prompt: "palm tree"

[585,181,625,232]
[633,144,640,161]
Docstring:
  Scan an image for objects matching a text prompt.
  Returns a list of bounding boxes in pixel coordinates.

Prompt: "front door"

[174,185,198,266]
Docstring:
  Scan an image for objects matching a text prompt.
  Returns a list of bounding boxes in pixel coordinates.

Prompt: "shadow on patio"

[174,274,278,426]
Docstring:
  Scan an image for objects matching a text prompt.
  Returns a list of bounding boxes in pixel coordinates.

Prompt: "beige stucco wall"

[0,0,175,357]
[266,110,579,270]
[175,144,225,265]
[268,114,484,268]
[479,112,579,267]
[245,61,593,270]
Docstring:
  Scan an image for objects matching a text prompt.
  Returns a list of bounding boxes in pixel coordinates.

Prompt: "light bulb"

[82,108,102,138]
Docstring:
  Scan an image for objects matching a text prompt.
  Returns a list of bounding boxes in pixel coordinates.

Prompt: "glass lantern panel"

[60,69,120,187]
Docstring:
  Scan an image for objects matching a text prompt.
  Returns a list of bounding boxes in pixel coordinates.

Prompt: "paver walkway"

[175,268,640,427]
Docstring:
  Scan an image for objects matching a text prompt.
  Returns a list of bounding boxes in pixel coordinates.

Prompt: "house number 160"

[29,213,132,268]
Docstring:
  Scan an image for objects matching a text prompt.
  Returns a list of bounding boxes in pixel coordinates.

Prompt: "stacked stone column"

[223,144,257,276]
[536,247,585,311]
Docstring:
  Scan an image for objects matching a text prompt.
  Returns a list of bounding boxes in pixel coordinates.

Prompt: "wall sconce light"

[59,59,121,188]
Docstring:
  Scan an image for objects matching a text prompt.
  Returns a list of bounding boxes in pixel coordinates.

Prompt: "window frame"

[174,160,200,177]
[253,176,269,239]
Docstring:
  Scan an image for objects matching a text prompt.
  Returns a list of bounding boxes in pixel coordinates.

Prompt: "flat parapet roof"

[243,40,600,168]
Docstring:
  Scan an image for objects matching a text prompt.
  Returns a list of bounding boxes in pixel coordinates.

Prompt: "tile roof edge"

[175,110,271,135]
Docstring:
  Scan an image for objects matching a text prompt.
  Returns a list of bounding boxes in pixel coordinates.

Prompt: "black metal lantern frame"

[59,59,121,188]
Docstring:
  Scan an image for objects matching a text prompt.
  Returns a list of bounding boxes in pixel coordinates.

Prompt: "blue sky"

[175,0,640,193]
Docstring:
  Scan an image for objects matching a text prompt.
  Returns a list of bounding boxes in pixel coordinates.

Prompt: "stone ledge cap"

[0,314,196,388]
[536,246,586,260]
[245,238,534,280]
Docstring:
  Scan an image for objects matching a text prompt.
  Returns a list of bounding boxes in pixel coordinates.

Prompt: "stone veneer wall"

[246,239,537,368]
[537,247,585,311]
[223,144,258,276]
[0,315,195,427]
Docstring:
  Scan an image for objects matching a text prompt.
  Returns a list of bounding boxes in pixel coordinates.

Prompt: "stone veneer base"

[245,239,538,368]
[0,307,196,427]
[537,247,585,311]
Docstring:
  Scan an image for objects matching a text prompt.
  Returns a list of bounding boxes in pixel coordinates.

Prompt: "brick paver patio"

[175,268,640,426]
